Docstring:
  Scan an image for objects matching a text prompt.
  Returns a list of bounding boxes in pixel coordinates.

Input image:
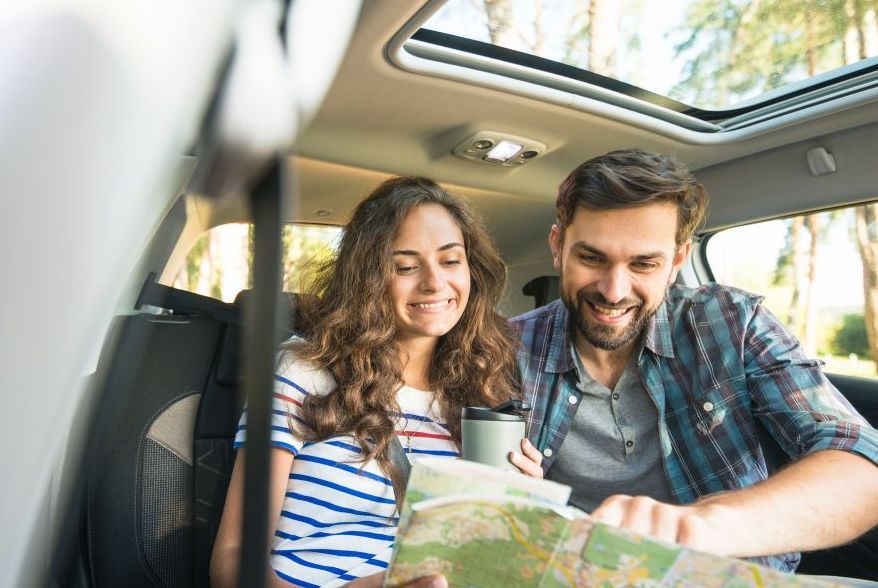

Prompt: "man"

[507,148,878,572]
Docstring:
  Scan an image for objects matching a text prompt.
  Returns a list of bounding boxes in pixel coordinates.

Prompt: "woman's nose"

[419,262,445,292]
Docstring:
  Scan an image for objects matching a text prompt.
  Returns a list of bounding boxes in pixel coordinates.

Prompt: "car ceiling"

[207,0,878,265]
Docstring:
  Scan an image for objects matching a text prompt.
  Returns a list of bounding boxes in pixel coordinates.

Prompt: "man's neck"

[573,332,639,390]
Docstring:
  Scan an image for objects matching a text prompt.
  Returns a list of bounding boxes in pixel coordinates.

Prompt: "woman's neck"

[397,337,437,391]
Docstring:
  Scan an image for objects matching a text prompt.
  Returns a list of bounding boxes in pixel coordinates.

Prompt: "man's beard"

[562,288,656,351]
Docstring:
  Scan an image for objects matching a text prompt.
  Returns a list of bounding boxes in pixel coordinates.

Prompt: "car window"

[173,223,342,302]
[705,201,878,379]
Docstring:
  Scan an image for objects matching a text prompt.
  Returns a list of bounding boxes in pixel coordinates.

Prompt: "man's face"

[549,202,691,352]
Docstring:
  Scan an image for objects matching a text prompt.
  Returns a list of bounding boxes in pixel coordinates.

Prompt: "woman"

[211,177,543,588]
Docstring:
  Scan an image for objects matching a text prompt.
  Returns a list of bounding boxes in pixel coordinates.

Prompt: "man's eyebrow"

[392,242,464,256]
[571,241,665,260]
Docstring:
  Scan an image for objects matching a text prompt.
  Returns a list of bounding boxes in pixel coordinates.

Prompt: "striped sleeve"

[234,351,337,456]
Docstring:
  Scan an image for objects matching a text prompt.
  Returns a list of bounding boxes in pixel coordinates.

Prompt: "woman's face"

[389,204,471,348]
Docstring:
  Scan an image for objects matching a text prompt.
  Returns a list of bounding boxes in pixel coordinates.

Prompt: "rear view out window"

[173,223,342,302]
[706,201,878,379]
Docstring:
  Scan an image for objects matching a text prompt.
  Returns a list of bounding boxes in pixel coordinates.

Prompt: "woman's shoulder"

[275,337,337,397]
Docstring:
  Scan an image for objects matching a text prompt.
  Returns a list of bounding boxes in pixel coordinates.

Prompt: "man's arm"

[591,448,878,558]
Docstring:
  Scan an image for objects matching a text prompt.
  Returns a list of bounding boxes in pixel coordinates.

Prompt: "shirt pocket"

[687,380,762,486]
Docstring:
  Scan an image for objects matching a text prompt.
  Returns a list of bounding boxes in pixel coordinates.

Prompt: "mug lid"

[461,406,524,422]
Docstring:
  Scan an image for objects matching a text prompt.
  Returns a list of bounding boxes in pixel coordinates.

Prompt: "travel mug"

[461,400,530,472]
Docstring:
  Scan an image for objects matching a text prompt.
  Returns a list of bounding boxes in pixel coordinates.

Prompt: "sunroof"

[412,0,878,128]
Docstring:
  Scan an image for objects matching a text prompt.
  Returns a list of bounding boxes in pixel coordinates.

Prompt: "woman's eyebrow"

[392,242,464,256]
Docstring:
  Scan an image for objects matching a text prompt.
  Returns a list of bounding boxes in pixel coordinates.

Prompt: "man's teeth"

[593,303,628,317]
[414,300,449,309]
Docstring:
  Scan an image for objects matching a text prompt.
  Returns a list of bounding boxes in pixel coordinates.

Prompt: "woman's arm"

[210,447,297,588]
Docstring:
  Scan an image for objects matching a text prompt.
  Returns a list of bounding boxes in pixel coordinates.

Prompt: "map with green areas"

[385,460,860,588]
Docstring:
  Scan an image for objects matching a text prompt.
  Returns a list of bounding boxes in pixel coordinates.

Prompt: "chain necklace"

[402,415,426,452]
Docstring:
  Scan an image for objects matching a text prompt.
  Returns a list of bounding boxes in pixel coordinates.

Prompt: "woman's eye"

[395,265,416,275]
[442,259,462,266]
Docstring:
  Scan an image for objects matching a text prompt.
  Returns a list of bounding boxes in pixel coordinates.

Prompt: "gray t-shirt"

[546,343,675,512]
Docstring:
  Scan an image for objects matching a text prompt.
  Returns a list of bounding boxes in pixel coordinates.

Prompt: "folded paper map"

[384,458,859,588]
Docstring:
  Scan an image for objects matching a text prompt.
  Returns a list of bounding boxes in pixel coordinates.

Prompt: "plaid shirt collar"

[546,296,676,373]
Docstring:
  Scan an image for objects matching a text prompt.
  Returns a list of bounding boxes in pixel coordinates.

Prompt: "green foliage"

[184,235,207,291]
[672,0,855,107]
[828,313,870,358]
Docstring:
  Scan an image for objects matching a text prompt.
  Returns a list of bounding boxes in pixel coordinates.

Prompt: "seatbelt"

[387,435,411,495]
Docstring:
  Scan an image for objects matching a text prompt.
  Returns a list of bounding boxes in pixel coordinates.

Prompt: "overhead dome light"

[484,140,522,162]
[453,131,546,167]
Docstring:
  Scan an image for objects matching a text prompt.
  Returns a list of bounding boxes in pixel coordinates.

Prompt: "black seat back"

[522,275,559,309]
[84,279,299,587]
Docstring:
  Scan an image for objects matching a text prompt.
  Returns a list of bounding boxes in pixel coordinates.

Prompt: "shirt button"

[568,395,578,405]
[542,448,553,458]
[703,401,714,412]
[612,393,620,401]
[625,440,634,448]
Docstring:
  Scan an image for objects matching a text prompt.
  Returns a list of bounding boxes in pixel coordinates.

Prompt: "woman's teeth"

[413,300,449,309]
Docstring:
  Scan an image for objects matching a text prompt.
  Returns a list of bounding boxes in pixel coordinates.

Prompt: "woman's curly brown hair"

[288,176,520,510]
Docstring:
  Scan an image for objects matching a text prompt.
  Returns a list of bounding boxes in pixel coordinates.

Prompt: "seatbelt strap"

[387,435,411,496]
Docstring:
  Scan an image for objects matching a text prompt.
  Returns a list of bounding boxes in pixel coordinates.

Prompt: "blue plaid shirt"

[510,283,878,572]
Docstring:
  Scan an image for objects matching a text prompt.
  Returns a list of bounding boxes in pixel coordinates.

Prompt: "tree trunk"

[588,0,620,76]
[854,205,878,364]
[787,216,804,336]
[802,215,821,355]
[483,0,516,47]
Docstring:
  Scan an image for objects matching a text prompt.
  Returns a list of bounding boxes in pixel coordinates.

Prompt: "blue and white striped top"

[234,351,459,587]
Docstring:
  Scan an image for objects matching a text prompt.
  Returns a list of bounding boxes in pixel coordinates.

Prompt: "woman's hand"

[345,571,447,588]
[508,438,544,478]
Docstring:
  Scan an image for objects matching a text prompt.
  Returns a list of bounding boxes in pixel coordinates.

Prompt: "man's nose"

[596,266,631,304]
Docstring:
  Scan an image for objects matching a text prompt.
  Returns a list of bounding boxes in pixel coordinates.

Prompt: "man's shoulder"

[667,282,764,313]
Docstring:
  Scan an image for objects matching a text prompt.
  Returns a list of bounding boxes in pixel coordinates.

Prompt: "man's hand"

[508,438,544,478]
[345,571,447,588]
[590,494,732,556]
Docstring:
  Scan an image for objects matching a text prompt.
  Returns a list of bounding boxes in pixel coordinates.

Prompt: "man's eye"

[579,255,601,264]
[633,261,658,271]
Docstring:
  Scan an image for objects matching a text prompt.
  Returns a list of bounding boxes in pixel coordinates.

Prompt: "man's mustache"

[577,290,643,310]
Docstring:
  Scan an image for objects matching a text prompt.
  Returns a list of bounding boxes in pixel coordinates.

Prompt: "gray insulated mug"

[461,400,530,472]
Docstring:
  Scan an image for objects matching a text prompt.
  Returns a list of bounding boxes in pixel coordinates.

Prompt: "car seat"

[81,276,301,587]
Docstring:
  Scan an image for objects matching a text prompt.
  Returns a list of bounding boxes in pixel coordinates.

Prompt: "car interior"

[3,0,878,586]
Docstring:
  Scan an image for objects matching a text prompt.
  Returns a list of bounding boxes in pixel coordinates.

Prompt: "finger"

[677,512,712,552]
[520,438,543,464]
[404,574,448,588]
[591,494,631,527]
[620,495,656,537]
[649,502,682,544]
[348,573,447,588]
[508,451,543,478]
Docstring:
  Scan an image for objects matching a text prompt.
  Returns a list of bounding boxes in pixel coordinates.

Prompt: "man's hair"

[556,149,708,245]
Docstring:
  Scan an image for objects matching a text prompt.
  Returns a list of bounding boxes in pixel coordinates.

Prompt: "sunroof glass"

[421,0,878,113]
